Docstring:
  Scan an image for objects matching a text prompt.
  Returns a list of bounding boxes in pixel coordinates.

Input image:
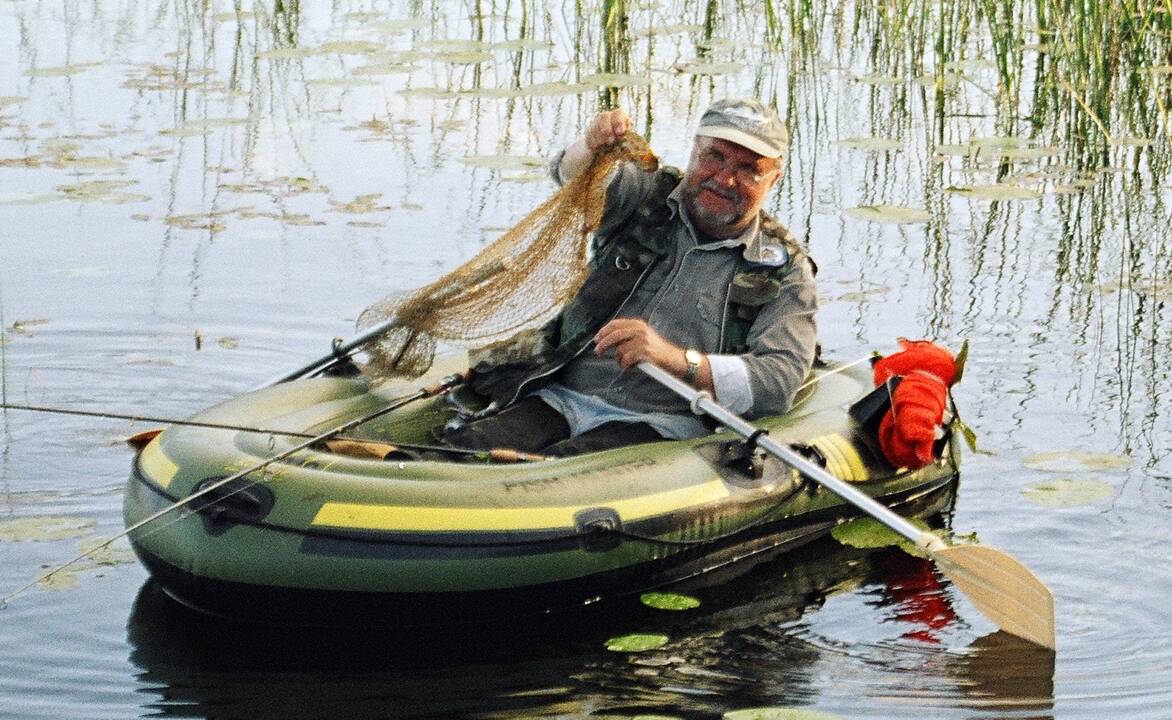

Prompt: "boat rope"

[0,373,466,609]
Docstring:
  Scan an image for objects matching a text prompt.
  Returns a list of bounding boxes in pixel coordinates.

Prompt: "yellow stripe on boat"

[312,479,730,532]
[808,433,868,482]
[139,436,179,489]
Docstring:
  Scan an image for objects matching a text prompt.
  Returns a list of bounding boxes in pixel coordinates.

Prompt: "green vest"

[464,167,814,409]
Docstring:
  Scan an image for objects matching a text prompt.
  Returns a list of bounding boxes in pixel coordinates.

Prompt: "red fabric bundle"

[872,339,956,469]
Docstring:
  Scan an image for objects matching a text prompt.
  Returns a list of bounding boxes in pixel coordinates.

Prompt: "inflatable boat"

[123,356,961,625]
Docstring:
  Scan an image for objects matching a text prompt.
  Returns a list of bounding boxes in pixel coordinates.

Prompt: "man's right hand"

[584,109,631,152]
[559,108,632,182]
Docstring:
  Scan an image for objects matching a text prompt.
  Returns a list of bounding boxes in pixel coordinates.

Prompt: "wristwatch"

[682,348,704,385]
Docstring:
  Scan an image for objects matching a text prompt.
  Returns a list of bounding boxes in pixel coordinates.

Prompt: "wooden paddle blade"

[929,544,1056,650]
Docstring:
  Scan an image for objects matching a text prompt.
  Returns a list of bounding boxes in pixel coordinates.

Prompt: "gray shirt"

[536,160,818,439]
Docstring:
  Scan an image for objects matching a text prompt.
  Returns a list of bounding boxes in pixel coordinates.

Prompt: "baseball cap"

[694,98,788,158]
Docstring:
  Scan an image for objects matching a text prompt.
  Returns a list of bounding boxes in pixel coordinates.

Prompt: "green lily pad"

[640,592,701,610]
[510,81,590,96]
[257,47,316,60]
[492,39,554,52]
[854,74,901,85]
[943,59,998,72]
[948,184,1041,200]
[352,62,417,76]
[432,50,493,64]
[604,633,670,652]
[1108,136,1153,148]
[26,63,100,77]
[1020,478,1114,507]
[837,137,902,152]
[723,708,845,720]
[1022,451,1132,472]
[831,516,930,557]
[38,569,81,591]
[0,96,26,108]
[318,41,386,55]
[844,205,930,224]
[462,154,546,170]
[676,61,743,75]
[0,516,97,542]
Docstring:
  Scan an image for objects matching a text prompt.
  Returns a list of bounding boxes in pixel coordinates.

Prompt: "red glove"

[873,339,956,469]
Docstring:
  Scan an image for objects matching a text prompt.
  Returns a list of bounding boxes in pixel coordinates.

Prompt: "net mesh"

[357,134,659,382]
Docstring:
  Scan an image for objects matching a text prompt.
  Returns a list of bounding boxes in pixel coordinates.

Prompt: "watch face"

[686,349,703,365]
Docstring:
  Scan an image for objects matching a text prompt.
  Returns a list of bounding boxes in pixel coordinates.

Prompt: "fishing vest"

[464,166,814,409]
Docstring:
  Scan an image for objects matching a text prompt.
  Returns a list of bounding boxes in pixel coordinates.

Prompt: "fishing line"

[0,375,464,608]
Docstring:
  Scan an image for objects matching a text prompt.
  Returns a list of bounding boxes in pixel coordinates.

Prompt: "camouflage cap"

[694,98,788,158]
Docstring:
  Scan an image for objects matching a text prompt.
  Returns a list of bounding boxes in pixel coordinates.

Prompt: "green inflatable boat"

[123,356,961,625]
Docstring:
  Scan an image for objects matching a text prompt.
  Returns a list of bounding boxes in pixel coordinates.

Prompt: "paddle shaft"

[638,362,938,549]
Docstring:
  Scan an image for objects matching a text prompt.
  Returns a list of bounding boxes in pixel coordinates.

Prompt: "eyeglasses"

[696,147,776,186]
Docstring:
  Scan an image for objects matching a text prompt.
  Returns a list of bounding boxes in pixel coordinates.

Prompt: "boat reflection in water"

[125,481,1054,719]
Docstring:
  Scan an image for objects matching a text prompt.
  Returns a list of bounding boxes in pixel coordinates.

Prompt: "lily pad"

[217,337,239,349]
[831,516,930,557]
[1022,451,1131,472]
[0,515,97,542]
[676,61,743,75]
[854,74,901,86]
[0,96,26,108]
[605,633,670,652]
[1020,478,1114,508]
[844,205,930,224]
[1108,136,1153,148]
[579,72,653,87]
[462,155,546,170]
[352,62,417,76]
[58,180,150,204]
[329,193,391,213]
[492,39,553,52]
[724,708,845,720]
[943,59,998,72]
[433,51,494,64]
[640,592,701,611]
[948,184,1041,200]
[257,47,317,60]
[38,569,81,591]
[322,40,386,54]
[511,81,590,96]
[837,137,902,152]
[26,63,100,77]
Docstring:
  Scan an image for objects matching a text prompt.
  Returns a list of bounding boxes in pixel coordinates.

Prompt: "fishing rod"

[0,372,470,609]
[0,401,539,461]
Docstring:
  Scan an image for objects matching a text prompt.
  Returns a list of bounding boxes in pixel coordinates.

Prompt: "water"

[1,1,1170,718]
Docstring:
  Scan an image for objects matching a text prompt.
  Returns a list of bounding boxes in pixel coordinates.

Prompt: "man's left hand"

[593,318,686,374]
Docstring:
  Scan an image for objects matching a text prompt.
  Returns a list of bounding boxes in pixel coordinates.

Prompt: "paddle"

[638,361,1056,650]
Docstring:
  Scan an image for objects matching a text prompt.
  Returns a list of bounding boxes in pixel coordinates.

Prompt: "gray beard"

[684,187,746,233]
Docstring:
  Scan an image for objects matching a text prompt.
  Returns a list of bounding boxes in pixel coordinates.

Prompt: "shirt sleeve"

[739,257,819,417]
[707,354,754,414]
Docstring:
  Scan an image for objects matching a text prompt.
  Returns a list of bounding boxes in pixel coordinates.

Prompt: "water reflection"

[124,488,1053,719]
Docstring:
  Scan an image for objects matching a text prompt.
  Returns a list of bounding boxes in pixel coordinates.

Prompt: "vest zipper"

[505,260,659,407]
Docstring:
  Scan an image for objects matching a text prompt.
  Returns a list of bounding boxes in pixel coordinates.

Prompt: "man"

[445,98,818,456]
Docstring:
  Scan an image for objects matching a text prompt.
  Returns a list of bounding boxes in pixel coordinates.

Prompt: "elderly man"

[446,98,818,456]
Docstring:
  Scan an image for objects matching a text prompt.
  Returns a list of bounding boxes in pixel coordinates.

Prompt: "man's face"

[682,137,781,238]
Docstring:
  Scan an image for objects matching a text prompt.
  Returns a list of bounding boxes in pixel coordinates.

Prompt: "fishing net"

[356,134,659,382]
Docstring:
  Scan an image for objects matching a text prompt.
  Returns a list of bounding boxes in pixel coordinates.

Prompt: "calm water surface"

[1,1,1170,718]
